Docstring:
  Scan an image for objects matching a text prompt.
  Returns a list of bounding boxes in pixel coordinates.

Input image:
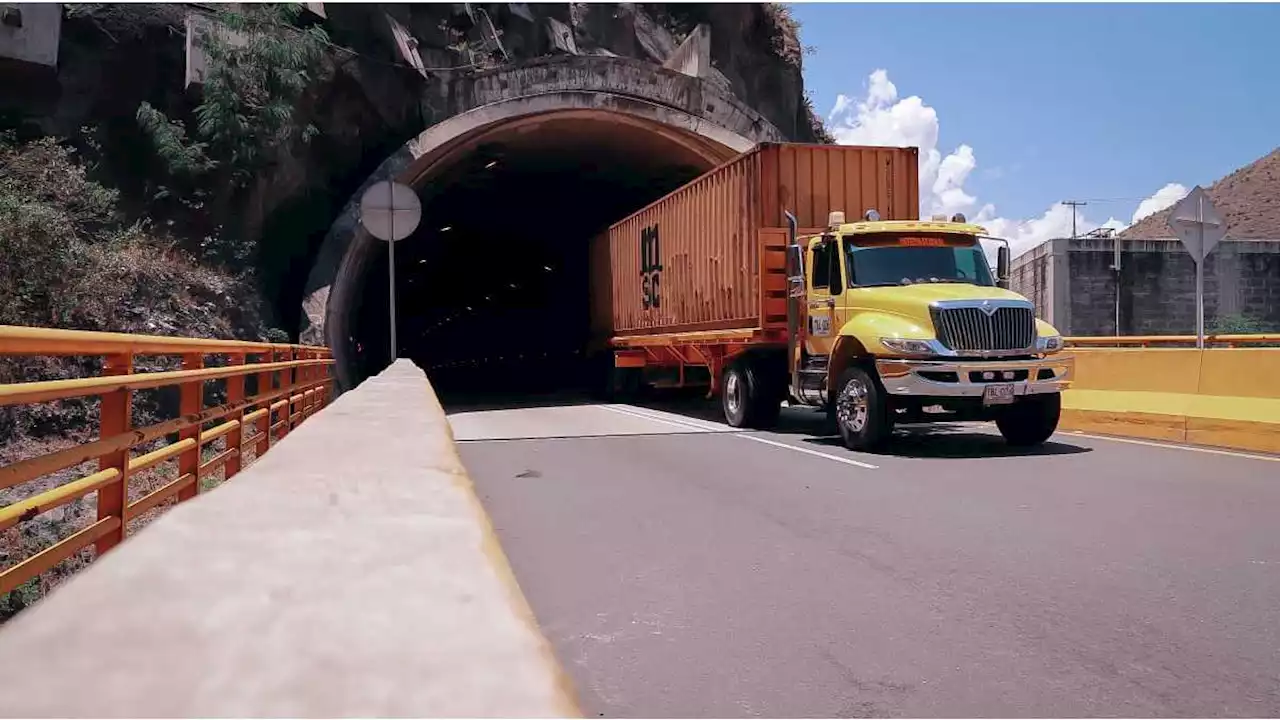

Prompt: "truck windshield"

[843,240,995,288]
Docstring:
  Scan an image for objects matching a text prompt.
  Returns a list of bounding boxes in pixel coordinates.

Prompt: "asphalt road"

[449,397,1280,718]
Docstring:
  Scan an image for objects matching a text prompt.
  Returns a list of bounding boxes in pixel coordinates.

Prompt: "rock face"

[1,3,825,335]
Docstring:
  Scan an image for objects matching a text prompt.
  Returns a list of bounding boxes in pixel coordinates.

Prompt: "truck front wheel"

[721,360,780,429]
[831,367,893,452]
[996,392,1062,446]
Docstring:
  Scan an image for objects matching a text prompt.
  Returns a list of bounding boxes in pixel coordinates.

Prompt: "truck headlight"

[880,338,934,356]
[1037,335,1063,353]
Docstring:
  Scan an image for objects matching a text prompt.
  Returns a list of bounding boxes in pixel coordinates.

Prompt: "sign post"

[359,180,422,361]
[1166,186,1227,349]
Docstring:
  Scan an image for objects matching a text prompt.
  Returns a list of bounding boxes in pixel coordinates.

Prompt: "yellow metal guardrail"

[0,325,335,596]
[1066,334,1280,347]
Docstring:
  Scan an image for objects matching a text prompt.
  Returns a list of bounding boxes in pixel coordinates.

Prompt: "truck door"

[805,238,844,357]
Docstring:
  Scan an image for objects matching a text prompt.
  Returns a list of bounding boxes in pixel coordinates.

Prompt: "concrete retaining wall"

[1061,347,1280,454]
[1011,238,1280,336]
[0,360,579,717]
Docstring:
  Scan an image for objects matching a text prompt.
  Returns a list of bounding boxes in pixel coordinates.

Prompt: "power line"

[1062,200,1088,238]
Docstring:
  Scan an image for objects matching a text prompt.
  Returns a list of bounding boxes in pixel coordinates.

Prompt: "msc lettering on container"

[640,223,662,309]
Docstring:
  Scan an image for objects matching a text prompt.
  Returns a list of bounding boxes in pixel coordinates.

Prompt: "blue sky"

[791,2,1280,253]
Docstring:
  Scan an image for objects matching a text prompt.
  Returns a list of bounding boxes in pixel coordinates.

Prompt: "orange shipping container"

[594,142,920,338]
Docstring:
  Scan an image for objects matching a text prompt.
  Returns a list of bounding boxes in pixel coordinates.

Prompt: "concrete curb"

[1061,396,1280,454]
[0,360,582,718]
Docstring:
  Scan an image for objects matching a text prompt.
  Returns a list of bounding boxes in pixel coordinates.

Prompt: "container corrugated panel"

[606,153,762,335]
[758,143,920,230]
[602,143,920,337]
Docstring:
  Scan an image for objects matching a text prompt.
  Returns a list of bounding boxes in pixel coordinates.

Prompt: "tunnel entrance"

[345,111,732,403]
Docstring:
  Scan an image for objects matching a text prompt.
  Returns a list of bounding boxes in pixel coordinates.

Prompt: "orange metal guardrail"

[0,325,335,596]
[1066,334,1280,348]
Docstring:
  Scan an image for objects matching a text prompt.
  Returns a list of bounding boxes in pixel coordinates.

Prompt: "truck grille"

[930,305,1036,353]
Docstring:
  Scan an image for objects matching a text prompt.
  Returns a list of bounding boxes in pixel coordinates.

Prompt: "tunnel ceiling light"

[484,160,498,169]
[440,225,453,232]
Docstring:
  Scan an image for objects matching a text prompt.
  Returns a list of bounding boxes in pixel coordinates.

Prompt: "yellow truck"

[775,211,1073,450]
[594,143,1073,451]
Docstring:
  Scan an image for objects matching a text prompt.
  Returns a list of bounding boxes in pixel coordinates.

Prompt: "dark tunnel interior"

[347,115,723,404]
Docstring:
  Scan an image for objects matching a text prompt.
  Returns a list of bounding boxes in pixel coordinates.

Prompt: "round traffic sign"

[359,180,422,242]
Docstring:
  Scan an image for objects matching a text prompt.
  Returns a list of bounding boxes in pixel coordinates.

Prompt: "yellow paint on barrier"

[419,375,584,719]
[1197,348,1280,400]
[1186,416,1280,455]
[1062,388,1194,416]
[1070,347,1204,394]
[1061,346,1280,454]
[1060,407,1188,444]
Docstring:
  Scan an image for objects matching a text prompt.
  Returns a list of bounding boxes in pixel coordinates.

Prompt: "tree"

[136,4,329,194]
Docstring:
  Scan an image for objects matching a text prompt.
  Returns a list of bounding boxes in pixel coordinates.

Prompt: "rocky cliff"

[1,2,828,335]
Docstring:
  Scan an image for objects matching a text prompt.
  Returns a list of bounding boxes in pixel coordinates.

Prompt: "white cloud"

[1131,183,1189,224]
[825,70,1181,258]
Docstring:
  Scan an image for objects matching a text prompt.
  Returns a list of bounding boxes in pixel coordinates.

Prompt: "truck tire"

[721,359,780,429]
[832,366,893,452]
[996,392,1061,446]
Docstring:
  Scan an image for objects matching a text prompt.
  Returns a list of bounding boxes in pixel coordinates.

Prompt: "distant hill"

[1122,148,1280,240]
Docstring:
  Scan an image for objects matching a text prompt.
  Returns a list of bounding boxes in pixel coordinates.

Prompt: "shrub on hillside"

[0,131,289,620]
[0,132,282,436]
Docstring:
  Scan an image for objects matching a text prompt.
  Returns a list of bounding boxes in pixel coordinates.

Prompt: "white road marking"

[1065,431,1280,463]
[601,405,879,470]
[601,404,728,433]
[604,404,732,433]
[737,434,880,470]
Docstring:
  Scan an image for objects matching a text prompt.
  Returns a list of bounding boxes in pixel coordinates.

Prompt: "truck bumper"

[875,355,1074,398]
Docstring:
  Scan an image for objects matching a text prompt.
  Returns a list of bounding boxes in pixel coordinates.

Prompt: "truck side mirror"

[996,246,1011,289]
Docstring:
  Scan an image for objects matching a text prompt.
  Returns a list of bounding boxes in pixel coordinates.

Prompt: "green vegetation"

[0,131,283,623]
[1211,314,1279,336]
[0,131,280,438]
[133,4,329,263]
[137,4,328,187]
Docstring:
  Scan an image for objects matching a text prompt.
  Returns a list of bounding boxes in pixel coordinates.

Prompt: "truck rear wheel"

[721,359,780,429]
[996,392,1061,446]
[832,366,893,452]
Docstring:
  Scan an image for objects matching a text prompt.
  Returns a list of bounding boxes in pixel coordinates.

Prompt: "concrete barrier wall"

[0,360,580,718]
[1063,348,1280,453]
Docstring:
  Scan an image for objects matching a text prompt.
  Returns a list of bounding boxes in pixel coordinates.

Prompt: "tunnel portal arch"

[300,57,784,390]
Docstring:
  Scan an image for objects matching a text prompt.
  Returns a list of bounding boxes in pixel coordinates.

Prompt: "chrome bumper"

[875,355,1074,398]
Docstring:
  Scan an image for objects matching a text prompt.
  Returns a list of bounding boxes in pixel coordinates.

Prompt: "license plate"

[983,383,1016,405]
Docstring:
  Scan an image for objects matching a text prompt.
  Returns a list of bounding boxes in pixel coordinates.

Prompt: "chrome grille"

[930,305,1036,353]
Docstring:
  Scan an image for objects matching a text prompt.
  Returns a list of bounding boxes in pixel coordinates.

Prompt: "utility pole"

[1062,200,1088,238]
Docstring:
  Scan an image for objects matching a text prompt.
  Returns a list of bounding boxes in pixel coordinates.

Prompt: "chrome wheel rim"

[836,377,870,433]
[725,371,743,416]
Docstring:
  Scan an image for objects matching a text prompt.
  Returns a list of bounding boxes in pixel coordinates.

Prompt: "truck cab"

[772,209,1073,451]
